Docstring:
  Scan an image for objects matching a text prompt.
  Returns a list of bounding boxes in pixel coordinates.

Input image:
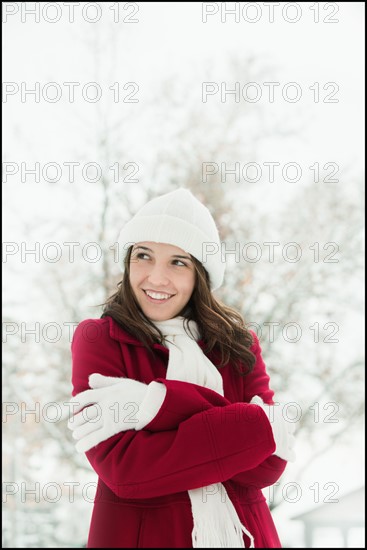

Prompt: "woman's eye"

[136,252,150,260]
[173,260,187,267]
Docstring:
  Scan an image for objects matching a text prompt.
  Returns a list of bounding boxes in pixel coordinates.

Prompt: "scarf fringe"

[189,485,255,548]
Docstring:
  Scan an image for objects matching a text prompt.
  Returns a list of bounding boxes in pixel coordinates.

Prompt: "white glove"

[67,373,148,453]
[250,395,296,462]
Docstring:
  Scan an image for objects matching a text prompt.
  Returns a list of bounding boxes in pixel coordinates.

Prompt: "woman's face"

[129,241,196,322]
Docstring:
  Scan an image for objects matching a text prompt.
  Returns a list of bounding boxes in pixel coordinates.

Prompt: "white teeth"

[145,290,172,300]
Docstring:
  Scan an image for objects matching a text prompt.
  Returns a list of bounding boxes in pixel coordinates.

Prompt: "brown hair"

[100,246,256,375]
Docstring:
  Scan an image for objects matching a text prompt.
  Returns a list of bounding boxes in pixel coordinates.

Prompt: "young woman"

[67,188,296,548]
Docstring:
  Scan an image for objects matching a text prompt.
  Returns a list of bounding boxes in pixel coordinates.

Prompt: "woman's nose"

[147,264,170,286]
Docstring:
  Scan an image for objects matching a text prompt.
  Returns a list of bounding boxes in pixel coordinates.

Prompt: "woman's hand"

[67,374,148,453]
[250,395,297,462]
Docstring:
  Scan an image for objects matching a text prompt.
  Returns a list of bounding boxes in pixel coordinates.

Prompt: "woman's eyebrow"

[132,245,153,252]
[172,254,192,261]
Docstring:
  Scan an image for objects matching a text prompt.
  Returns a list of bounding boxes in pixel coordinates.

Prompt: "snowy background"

[2,2,365,547]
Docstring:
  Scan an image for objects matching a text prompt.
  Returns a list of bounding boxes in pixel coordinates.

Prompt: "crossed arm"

[67,320,291,499]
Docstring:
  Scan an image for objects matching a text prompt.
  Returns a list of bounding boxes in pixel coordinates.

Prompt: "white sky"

[2,2,364,159]
[2,2,365,231]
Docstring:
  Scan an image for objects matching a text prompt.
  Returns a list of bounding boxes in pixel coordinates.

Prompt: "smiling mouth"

[143,290,175,302]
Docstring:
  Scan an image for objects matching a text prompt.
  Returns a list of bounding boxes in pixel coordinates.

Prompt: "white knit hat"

[117,188,225,290]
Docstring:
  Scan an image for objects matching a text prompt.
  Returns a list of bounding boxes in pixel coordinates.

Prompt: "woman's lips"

[143,289,175,304]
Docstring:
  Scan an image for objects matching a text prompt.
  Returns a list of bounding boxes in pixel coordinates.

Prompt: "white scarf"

[153,316,255,548]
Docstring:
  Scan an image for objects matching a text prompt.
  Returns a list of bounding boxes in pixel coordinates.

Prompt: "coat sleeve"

[230,454,287,489]
[70,319,277,499]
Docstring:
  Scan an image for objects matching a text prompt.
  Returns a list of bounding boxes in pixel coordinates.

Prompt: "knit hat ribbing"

[117,188,225,290]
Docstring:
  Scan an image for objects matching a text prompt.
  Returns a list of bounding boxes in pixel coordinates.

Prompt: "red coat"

[71,315,287,548]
